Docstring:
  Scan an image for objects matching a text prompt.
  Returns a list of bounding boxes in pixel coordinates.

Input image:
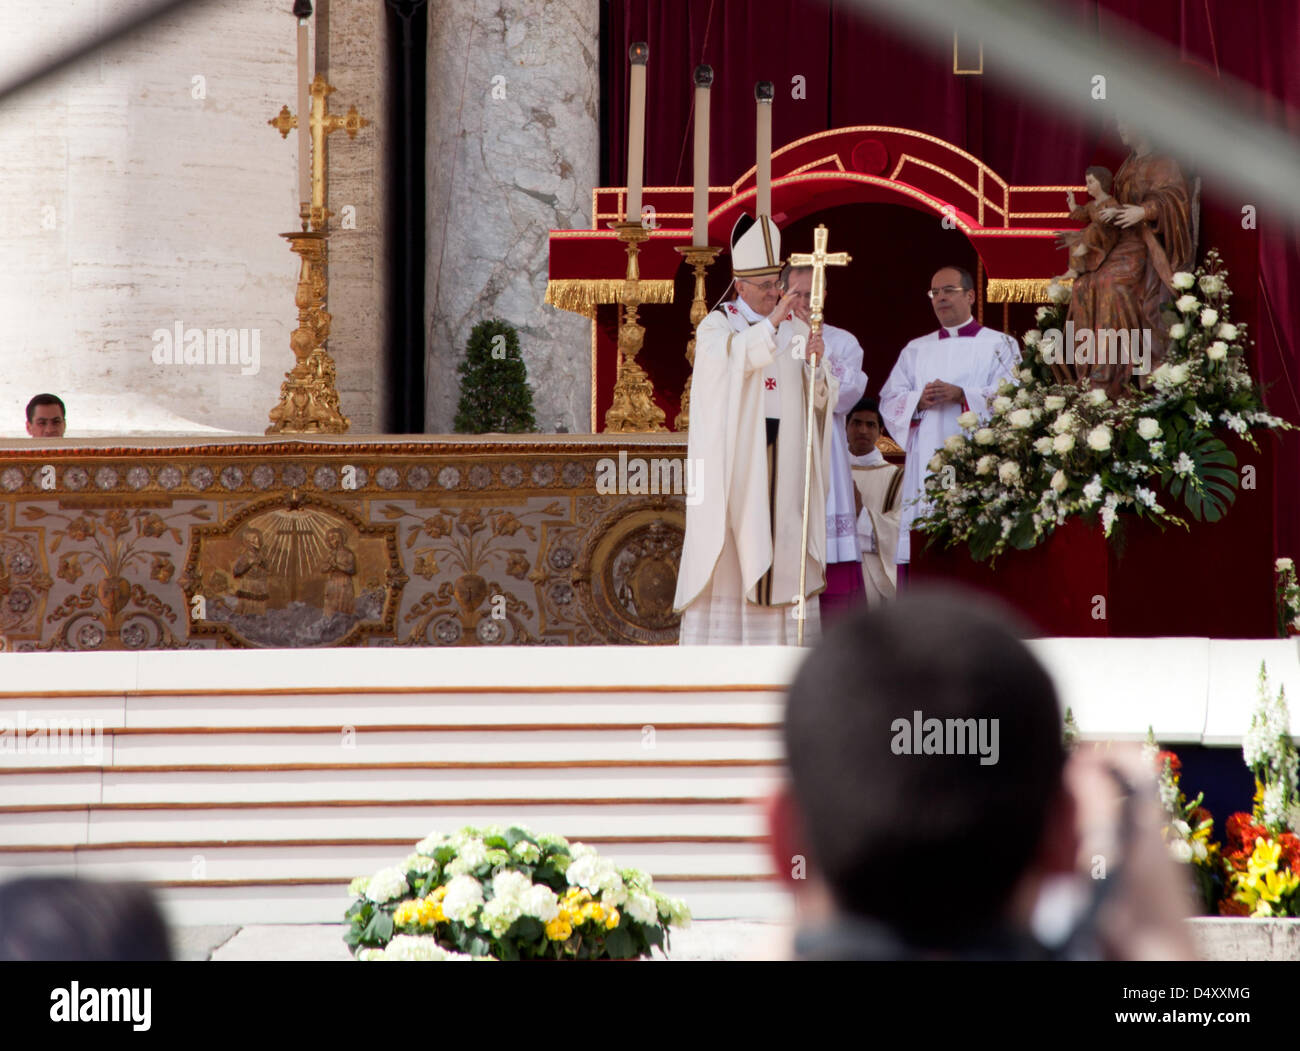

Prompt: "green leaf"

[1165,426,1238,522]
[512,916,544,943]
[604,926,635,959]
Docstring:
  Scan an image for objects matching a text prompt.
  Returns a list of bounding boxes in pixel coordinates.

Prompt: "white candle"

[755,81,773,218]
[626,42,649,223]
[692,64,713,245]
[297,18,310,208]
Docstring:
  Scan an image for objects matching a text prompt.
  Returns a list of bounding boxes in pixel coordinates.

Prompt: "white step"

[0,839,775,883]
[152,879,793,925]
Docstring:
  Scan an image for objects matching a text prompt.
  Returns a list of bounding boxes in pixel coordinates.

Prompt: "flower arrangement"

[344,825,691,961]
[1142,729,1221,913]
[1276,557,1300,637]
[1219,664,1300,917]
[919,251,1291,561]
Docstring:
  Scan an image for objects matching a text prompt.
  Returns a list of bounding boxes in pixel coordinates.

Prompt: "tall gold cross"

[788,224,850,336]
[269,74,369,230]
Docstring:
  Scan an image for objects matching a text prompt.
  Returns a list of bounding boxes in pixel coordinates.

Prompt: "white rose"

[1019,368,1034,382]
[1168,322,1186,341]
[521,884,559,923]
[1047,280,1072,304]
[998,461,1021,485]
[1169,840,1193,865]
[975,454,996,475]
[1086,388,1109,406]
[626,892,659,926]
[1200,307,1218,327]
[1175,294,1199,313]
[1086,425,1112,452]
[1169,364,1190,384]
[1043,395,1066,411]
[491,869,532,907]
[1136,417,1161,440]
[1171,271,1195,290]
[1276,557,1294,572]
[944,434,965,453]
[1052,413,1075,435]
[927,454,944,472]
[1198,273,1224,295]
[957,410,978,429]
[993,396,1013,413]
[974,428,996,446]
[1050,469,1067,493]
[1008,408,1034,429]
[1035,306,1050,323]
[442,875,485,924]
[1052,433,1075,454]
[1033,436,1054,455]
[1206,341,1227,361]
[364,866,410,905]
[1218,323,1238,340]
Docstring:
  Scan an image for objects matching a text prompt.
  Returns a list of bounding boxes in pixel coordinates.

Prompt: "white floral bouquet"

[1276,557,1300,637]
[919,250,1290,561]
[344,825,691,961]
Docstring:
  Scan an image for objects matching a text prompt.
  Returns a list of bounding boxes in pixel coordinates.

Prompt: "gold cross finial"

[788,224,850,334]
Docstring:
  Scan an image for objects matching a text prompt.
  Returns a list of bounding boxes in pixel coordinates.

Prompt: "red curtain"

[602,0,1299,557]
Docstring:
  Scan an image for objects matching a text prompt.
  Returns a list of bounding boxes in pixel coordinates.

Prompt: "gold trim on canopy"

[545,278,676,318]
[986,277,1072,303]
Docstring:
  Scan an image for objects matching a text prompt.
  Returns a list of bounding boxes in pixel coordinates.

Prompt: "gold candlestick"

[604,221,667,433]
[266,230,349,434]
[673,244,721,432]
[268,72,369,433]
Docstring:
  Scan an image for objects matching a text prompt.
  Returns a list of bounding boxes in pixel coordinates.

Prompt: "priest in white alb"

[674,215,837,645]
[879,265,1021,567]
[781,262,868,626]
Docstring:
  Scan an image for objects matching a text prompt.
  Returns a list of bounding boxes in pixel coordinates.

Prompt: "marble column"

[425,0,599,434]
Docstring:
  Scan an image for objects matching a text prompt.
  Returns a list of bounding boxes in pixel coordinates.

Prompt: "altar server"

[674,215,837,645]
[846,397,903,606]
[878,266,1020,565]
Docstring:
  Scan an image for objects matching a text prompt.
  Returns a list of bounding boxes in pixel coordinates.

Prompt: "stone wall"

[425,0,600,434]
[0,0,387,437]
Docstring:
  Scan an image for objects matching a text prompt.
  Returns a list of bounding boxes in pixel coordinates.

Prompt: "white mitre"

[730,213,783,277]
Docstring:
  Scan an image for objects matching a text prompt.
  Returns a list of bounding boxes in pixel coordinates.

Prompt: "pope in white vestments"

[878,266,1021,565]
[675,215,838,646]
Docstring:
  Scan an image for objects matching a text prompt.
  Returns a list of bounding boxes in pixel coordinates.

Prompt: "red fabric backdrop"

[601,0,1300,560]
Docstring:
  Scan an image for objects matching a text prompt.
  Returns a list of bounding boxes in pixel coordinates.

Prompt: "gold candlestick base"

[266,230,350,435]
[673,244,722,432]
[604,221,667,434]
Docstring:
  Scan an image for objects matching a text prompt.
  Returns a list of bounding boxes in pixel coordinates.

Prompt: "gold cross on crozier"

[788,224,850,335]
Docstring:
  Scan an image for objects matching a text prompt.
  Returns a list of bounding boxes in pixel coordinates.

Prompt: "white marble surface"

[424,0,599,434]
[0,0,386,436]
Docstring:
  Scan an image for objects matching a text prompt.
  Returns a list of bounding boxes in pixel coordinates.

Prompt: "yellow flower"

[545,918,573,941]
[604,908,620,930]
[394,900,421,927]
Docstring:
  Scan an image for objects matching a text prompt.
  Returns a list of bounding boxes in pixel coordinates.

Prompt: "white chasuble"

[675,299,838,645]
[878,321,1020,563]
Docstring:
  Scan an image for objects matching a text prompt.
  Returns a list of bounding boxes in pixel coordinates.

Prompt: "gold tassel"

[985,277,1072,304]
[544,279,676,317]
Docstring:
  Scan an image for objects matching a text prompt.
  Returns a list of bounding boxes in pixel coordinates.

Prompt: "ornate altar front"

[0,436,689,650]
